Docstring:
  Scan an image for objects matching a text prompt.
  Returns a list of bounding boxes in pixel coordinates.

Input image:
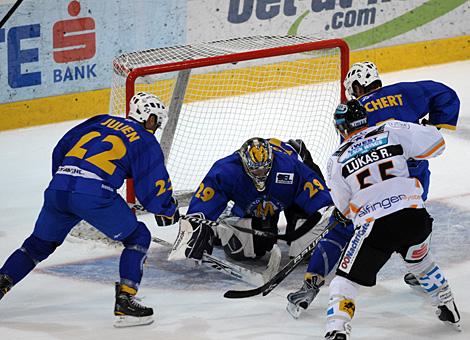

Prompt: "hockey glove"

[155,210,180,226]
[168,215,215,261]
[155,197,180,226]
[420,118,441,130]
[332,207,352,226]
[287,139,325,182]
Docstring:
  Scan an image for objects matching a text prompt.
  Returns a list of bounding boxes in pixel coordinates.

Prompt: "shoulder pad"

[364,125,385,138]
[333,141,353,157]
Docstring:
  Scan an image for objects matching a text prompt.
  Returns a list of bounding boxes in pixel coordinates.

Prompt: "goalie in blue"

[0,92,179,328]
[184,137,333,262]
[286,61,460,319]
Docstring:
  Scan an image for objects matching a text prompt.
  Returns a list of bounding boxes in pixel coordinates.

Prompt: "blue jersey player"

[0,92,179,328]
[286,61,460,319]
[183,137,332,261]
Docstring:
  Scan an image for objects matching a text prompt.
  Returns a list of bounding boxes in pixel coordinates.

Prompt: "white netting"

[110,35,347,198]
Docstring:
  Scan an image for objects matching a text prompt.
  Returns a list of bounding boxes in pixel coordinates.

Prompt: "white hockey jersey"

[326,121,445,225]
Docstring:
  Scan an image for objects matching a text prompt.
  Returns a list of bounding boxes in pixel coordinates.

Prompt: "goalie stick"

[223,219,339,299]
[152,236,281,287]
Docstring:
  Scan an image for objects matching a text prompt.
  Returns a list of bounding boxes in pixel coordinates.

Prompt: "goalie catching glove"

[168,215,215,261]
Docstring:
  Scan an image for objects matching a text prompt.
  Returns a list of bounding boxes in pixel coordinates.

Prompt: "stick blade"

[223,286,264,299]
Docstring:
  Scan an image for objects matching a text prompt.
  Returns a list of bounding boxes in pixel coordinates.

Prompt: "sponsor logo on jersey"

[358,194,421,218]
[101,184,114,192]
[275,172,294,184]
[386,121,411,129]
[405,234,431,261]
[340,133,389,163]
[56,165,103,181]
[339,299,356,318]
[340,222,370,272]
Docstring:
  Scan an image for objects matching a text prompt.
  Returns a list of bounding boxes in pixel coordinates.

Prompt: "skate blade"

[444,320,461,332]
[114,315,154,328]
[286,302,302,319]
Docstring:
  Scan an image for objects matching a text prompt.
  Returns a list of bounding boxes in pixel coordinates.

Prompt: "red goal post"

[110,36,349,205]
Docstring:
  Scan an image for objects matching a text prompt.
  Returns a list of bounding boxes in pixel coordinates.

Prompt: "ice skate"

[0,274,13,301]
[286,274,323,319]
[435,286,461,332]
[325,323,351,340]
[114,283,154,328]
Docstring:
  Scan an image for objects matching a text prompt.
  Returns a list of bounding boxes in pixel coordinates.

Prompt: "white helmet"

[128,92,168,129]
[343,61,381,100]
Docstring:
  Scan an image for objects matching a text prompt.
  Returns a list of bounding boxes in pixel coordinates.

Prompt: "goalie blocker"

[169,215,216,261]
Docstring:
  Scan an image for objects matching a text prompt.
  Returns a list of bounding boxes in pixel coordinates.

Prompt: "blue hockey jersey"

[48,114,177,217]
[187,141,332,221]
[359,80,459,129]
[358,80,459,200]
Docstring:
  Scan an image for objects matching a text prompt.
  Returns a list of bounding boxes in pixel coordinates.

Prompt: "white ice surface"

[1,61,470,340]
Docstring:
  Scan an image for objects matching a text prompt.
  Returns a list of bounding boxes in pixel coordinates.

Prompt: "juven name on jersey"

[101,118,141,142]
[342,145,403,177]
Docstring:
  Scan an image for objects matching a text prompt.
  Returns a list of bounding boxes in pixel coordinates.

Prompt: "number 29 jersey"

[326,121,445,226]
[47,114,177,217]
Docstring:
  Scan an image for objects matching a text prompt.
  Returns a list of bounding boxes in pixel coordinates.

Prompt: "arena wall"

[0,0,468,131]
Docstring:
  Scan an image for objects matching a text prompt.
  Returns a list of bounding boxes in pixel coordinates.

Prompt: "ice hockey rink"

[0,61,469,340]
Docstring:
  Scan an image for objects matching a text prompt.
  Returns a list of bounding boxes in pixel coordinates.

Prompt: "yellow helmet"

[238,137,273,191]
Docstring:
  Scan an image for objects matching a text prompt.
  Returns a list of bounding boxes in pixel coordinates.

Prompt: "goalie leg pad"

[288,217,322,258]
[218,216,257,259]
[169,216,215,261]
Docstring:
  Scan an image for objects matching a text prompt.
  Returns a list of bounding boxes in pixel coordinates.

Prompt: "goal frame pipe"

[123,38,350,203]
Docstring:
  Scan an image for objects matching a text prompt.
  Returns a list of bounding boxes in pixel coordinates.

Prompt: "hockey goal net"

[110,36,349,204]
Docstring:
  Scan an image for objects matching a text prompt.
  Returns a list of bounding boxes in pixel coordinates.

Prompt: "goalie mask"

[238,137,273,192]
[128,92,168,130]
[344,61,381,100]
[334,99,368,138]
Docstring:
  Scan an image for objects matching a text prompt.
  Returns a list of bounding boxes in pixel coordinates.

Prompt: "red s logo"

[53,1,96,63]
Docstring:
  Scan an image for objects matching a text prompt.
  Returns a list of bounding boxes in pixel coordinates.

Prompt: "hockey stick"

[152,236,281,287]
[134,200,323,242]
[131,190,194,213]
[223,219,339,299]
[221,211,323,242]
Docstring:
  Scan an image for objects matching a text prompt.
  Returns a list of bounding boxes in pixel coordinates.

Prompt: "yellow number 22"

[65,131,127,175]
